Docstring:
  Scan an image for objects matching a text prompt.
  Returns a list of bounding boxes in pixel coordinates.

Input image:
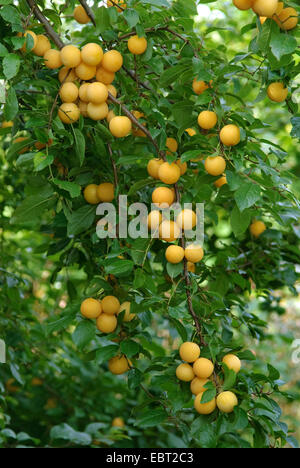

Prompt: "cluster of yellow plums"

[176,342,241,415]
[80,296,135,334]
[80,296,134,375]
[233,0,298,31]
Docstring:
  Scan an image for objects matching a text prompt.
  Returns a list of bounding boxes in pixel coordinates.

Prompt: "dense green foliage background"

[0,0,300,448]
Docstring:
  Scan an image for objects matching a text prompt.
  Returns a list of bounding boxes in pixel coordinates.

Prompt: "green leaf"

[67,205,96,236]
[135,408,167,428]
[4,87,18,120]
[290,116,300,139]
[128,368,143,389]
[72,321,95,349]
[169,317,187,342]
[0,5,22,29]
[50,424,91,445]
[34,152,54,172]
[166,261,183,279]
[200,386,217,404]
[0,43,9,57]
[104,259,134,277]
[120,340,139,357]
[11,193,55,226]
[123,9,139,28]
[222,364,237,391]
[270,31,297,60]
[234,183,260,212]
[53,178,81,198]
[128,178,157,196]
[2,53,20,79]
[73,128,85,166]
[95,6,111,32]
[96,345,119,364]
[230,205,251,236]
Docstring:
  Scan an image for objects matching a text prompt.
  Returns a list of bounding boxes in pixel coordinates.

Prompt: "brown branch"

[78,0,96,26]
[118,26,200,57]
[107,143,118,188]
[26,0,65,49]
[122,65,151,91]
[108,92,164,158]
[108,0,125,12]
[174,183,206,347]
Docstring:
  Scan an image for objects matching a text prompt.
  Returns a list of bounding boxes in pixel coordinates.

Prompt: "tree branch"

[78,0,96,26]
[26,0,65,49]
[108,92,165,158]
[174,183,206,347]
[122,65,151,91]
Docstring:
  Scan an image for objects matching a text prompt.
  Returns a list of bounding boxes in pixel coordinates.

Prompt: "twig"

[122,65,151,91]
[79,0,96,26]
[26,0,65,49]
[108,0,125,12]
[174,183,206,347]
[108,92,164,158]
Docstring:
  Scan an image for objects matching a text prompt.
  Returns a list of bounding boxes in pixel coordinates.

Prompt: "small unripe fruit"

[179,342,201,363]
[76,62,96,80]
[147,158,163,179]
[106,110,116,123]
[97,183,114,202]
[152,187,175,207]
[267,82,288,103]
[190,377,209,395]
[1,121,13,128]
[44,49,62,69]
[81,43,103,66]
[86,82,108,104]
[59,82,79,103]
[87,102,109,121]
[81,298,102,319]
[118,302,135,322]
[198,111,217,130]
[101,296,120,315]
[147,211,163,231]
[165,245,185,264]
[176,160,187,175]
[60,45,81,68]
[205,156,226,176]
[21,31,37,52]
[176,363,195,382]
[193,79,210,95]
[184,245,204,263]
[187,262,196,273]
[79,101,88,117]
[84,184,100,204]
[252,0,279,17]
[216,391,238,413]
[194,392,216,415]
[159,220,180,243]
[176,210,197,231]
[79,83,90,102]
[74,5,90,24]
[214,175,227,188]
[233,0,253,10]
[58,103,80,124]
[193,358,214,379]
[107,84,117,98]
[158,162,181,185]
[250,220,266,237]
[222,354,241,373]
[220,124,240,146]
[166,137,178,153]
[58,67,77,83]
[112,417,125,428]
[33,34,50,56]
[109,116,132,138]
[96,313,117,333]
[108,356,129,375]
[102,50,123,72]
[96,66,115,84]
[278,8,298,30]
[185,128,197,137]
[128,35,148,55]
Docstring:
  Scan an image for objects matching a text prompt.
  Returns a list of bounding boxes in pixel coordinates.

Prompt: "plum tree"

[0,0,299,451]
